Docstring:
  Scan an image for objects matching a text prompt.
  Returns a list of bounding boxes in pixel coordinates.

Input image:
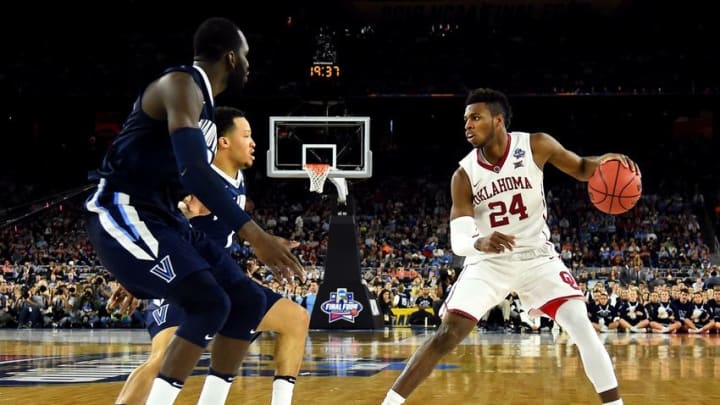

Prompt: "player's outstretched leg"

[381,312,477,405]
[554,299,623,404]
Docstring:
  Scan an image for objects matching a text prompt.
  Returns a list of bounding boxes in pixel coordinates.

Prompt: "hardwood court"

[1,328,719,404]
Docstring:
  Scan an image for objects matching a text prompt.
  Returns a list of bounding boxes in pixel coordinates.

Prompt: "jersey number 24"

[488,193,529,227]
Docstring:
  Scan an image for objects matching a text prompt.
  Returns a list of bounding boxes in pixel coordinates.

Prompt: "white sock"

[146,376,182,405]
[381,389,405,405]
[197,371,234,405]
[604,400,624,405]
[271,376,296,405]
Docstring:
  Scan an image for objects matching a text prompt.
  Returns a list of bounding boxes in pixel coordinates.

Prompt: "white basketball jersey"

[458,132,555,263]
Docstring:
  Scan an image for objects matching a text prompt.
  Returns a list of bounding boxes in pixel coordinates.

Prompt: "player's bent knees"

[290,303,310,333]
[261,299,309,336]
[170,272,232,346]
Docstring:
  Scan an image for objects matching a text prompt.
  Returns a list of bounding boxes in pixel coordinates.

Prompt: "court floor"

[1,328,719,404]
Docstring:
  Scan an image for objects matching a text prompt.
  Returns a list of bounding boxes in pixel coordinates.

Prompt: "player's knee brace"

[167,271,231,347]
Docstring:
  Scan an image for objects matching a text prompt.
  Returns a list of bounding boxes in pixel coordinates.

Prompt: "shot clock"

[309,62,341,79]
[305,61,344,99]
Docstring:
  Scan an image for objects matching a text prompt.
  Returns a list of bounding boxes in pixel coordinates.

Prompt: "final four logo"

[320,288,364,323]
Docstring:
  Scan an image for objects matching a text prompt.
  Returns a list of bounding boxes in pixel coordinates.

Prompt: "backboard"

[267,116,371,179]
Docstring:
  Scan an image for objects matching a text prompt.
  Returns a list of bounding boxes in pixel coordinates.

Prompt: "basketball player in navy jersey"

[85,18,304,405]
[382,88,639,405]
[113,107,308,405]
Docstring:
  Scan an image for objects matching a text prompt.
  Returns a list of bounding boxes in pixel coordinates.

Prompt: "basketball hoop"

[304,163,331,193]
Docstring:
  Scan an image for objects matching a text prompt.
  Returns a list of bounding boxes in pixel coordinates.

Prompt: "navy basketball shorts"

[145,285,283,341]
[85,185,243,298]
[145,299,186,339]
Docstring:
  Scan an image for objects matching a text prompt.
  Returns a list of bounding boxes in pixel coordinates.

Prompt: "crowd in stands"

[1,1,718,332]
[1,172,718,330]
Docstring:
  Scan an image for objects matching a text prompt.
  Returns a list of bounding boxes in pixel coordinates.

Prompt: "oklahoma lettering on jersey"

[472,176,533,205]
[458,132,554,261]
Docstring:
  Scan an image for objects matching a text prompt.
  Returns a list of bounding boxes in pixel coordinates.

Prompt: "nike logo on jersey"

[204,334,214,341]
[249,329,257,335]
[170,381,183,388]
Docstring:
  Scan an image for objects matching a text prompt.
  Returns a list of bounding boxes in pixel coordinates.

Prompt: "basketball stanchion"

[269,116,383,329]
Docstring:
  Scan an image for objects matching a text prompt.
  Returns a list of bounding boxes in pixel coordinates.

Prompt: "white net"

[304,164,331,193]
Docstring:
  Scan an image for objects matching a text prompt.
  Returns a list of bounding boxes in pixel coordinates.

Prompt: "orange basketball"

[587,159,642,215]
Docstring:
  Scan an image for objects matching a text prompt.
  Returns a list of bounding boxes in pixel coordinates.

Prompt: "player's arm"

[530,132,640,181]
[449,167,514,256]
[157,73,305,281]
[157,72,253,231]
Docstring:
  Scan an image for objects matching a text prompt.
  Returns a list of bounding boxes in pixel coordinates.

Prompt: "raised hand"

[251,231,306,282]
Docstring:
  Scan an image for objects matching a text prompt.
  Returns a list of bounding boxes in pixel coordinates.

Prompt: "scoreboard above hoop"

[309,63,341,78]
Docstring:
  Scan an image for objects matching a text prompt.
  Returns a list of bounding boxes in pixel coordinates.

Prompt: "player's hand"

[178,195,211,219]
[251,232,306,282]
[474,231,516,253]
[600,153,641,176]
[106,284,141,315]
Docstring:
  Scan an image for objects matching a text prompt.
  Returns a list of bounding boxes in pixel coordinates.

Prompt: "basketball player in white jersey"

[382,88,639,405]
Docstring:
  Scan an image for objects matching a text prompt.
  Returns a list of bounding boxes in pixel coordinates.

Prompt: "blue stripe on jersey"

[86,182,135,244]
[114,193,140,240]
[85,180,154,261]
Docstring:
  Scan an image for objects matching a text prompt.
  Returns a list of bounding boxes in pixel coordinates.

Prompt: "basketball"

[587,159,642,215]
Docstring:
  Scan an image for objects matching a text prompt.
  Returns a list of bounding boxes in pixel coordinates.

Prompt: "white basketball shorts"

[440,254,584,321]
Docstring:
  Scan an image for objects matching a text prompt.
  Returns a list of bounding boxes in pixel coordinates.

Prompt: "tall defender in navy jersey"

[85,18,304,405]
[382,88,640,405]
[113,107,309,405]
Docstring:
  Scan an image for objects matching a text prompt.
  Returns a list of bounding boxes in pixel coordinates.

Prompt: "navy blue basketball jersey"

[190,166,246,248]
[96,65,217,214]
